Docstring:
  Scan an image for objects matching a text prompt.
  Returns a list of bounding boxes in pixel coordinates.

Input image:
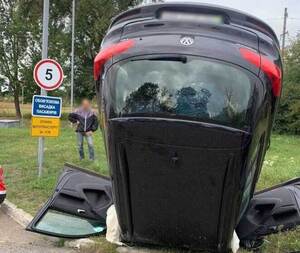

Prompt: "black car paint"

[95,3,282,252]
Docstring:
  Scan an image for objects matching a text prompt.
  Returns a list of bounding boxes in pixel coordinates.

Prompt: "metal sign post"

[38,0,50,177]
[33,50,63,176]
[70,0,75,112]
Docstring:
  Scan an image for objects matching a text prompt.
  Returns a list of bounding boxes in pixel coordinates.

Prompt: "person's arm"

[68,113,78,123]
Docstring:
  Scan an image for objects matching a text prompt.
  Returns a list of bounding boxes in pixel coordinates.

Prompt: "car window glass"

[110,57,253,128]
[35,209,105,236]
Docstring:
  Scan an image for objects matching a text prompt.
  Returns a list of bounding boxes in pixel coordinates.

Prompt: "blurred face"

[81,99,91,111]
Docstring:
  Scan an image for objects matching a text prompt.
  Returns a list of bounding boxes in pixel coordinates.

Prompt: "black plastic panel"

[237,178,300,243]
[108,118,250,251]
[27,164,113,238]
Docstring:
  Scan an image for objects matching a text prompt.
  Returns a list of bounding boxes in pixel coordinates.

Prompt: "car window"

[109,56,253,129]
[34,209,105,237]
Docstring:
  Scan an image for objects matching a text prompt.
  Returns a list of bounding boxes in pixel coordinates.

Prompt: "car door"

[27,163,113,238]
[237,177,300,247]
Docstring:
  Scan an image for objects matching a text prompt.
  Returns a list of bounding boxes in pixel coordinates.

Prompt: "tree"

[73,0,139,102]
[0,0,31,118]
[0,0,140,118]
[275,37,300,134]
[19,0,72,103]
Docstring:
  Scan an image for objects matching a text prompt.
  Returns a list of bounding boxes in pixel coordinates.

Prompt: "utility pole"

[37,0,49,177]
[281,7,288,61]
[70,0,75,112]
[21,85,24,105]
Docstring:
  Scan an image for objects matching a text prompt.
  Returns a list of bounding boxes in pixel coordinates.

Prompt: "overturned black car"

[27,3,300,253]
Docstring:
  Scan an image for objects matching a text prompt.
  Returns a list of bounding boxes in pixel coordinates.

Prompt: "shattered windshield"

[109,56,253,128]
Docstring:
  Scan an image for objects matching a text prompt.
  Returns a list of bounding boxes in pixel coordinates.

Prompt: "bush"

[275,83,300,134]
[274,37,300,135]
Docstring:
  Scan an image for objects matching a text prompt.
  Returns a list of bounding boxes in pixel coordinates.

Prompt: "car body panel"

[237,178,300,248]
[106,117,250,250]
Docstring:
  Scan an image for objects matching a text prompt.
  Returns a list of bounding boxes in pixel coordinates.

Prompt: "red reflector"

[239,47,261,68]
[94,40,135,80]
[240,48,282,97]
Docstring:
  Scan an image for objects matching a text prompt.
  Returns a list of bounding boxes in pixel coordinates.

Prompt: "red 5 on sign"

[33,59,64,91]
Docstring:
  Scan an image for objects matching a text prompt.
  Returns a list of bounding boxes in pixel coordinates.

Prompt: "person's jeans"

[77,132,95,160]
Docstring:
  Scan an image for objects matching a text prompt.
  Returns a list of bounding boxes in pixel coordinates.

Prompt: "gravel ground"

[0,209,76,253]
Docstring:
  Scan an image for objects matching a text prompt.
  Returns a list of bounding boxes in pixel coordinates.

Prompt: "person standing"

[69,99,99,160]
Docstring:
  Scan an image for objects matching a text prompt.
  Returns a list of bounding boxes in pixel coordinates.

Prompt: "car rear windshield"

[108,56,254,129]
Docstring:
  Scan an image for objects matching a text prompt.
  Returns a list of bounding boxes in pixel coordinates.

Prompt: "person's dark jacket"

[69,108,99,133]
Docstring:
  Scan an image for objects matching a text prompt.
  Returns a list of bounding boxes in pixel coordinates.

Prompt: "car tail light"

[0,167,6,193]
[94,39,135,80]
[240,47,282,97]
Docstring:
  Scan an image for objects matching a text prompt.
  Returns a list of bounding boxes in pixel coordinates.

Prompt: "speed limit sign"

[33,59,64,91]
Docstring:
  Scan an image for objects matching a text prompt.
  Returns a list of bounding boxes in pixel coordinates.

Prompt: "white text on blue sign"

[32,95,62,118]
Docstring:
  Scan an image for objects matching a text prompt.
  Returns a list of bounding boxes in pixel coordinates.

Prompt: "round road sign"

[33,59,64,91]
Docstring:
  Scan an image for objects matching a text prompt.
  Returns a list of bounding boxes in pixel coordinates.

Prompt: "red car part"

[0,167,6,194]
[94,39,135,80]
[240,47,282,97]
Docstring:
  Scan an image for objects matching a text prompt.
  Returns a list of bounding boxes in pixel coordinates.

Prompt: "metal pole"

[70,0,75,112]
[281,7,288,62]
[38,0,49,177]
[22,86,24,105]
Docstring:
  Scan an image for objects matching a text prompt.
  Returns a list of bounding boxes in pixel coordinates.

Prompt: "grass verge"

[0,121,108,214]
[0,122,299,252]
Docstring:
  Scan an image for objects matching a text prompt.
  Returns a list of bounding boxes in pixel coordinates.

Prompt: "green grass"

[0,121,108,214]
[250,135,300,253]
[257,134,300,190]
[0,122,299,252]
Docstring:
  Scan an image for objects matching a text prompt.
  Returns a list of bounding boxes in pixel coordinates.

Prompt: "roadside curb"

[1,199,33,228]
[64,238,96,250]
[117,247,163,253]
[1,199,95,250]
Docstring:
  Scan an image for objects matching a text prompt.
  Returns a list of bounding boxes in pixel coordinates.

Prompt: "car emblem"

[180,36,194,46]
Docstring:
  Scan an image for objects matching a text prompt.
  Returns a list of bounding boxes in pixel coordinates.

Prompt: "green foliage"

[72,0,138,101]
[0,0,31,117]
[0,0,139,116]
[275,38,300,134]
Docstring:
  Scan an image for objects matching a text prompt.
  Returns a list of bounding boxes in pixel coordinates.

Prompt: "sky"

[165,0,300,43]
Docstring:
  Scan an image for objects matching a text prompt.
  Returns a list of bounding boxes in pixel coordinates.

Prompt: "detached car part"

[237,178,300,248]
[27,164,112,238]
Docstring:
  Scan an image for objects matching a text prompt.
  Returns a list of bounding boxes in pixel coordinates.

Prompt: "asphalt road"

[0,209,76,253]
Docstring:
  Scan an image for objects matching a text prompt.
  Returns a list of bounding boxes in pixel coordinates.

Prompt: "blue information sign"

[32,95,62,118]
